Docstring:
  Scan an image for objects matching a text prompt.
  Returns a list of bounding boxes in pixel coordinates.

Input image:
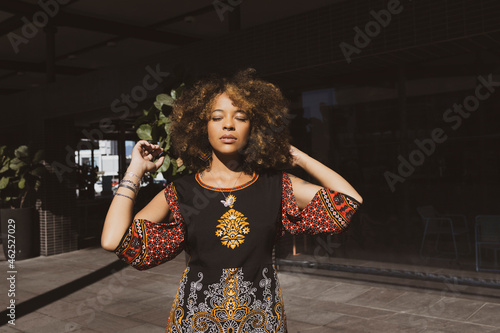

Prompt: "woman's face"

[207,93,251,157]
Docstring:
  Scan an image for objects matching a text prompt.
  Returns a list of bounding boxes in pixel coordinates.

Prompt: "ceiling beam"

[0,0,200,45]
[152,4,216,27]
[51,14,200,45]
[53,4,216,62]
[0,0,79,37]
[0,59,91,75]
[0,88,23,95]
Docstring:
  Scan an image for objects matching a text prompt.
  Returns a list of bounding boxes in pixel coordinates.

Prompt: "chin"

[214,146,244,156]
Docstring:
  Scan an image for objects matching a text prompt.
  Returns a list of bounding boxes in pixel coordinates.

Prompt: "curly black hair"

[170,68,293,174]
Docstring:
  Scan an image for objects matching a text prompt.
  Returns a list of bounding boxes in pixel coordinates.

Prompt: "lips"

[220,134,237,143]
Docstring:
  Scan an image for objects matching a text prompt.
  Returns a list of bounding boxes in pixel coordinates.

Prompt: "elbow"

[356,195,363,205]
[101,235,118,252]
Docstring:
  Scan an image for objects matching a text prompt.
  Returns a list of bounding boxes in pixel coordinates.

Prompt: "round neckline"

[195,172,259,192]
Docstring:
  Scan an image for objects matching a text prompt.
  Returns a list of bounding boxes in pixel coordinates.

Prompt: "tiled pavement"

[1,247,500,333]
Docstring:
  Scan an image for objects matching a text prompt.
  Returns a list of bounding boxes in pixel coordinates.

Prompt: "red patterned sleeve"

[114,183,185,270]
[280,173,361,236]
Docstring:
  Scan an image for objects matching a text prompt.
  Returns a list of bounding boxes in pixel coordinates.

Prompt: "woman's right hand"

[128,140,165,175]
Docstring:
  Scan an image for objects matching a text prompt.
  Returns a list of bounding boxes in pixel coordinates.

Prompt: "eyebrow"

[211,109,247,113]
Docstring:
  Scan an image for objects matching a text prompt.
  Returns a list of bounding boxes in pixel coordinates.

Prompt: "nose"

[223,117,235,130]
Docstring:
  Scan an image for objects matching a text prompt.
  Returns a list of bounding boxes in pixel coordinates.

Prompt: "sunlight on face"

[207,93,251,157]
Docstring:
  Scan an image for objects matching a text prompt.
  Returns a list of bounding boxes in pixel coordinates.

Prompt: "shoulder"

[164,173,197,199]
[170,173,197,189]
[255,170,285,184]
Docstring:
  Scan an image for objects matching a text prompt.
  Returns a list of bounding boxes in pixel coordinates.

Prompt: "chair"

[417,206,471,260]
[475,215,500,272]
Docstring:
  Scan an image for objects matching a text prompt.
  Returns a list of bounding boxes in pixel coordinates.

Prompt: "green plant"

[0,145,46,208]
[134,83,190,179]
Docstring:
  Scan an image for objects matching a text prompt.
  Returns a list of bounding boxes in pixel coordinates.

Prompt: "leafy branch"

[133,84,190,180]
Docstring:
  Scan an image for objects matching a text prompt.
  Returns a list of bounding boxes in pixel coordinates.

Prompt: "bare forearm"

[101,165,143,251]
[297,154,363,203]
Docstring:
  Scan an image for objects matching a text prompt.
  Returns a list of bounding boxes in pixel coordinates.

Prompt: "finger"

[141,144,157,157]
[154,156,165,169]
[137,140,150,149]
[153,146,163,155]
[150,146,163,157]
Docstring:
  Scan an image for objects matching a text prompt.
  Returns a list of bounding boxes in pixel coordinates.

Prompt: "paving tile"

[440,322,499,333]
[137,294,175,309]
[16,277,62,295]
[285,306,343,326]
[381,290,444,314]
[381,312,455,331]
[36,300,81,320]
[316,282,373,303]
[100,299,156,318]
[58,288,108,304]
[11,312,56,332]
[52,248,118,267]
[115,323,165,333]
[467,303,500,327]
[347,286,406,308]
[326,314,422,332]
[316,302,395,319]
[8,290,38,304]
[279,273,340,299]
[84,285,161,305]
[0,325,23,332]
[128,278,180,297]
[23,318,77,333]
[425,296,485,321]
[67,311,144,333]
[286,320,324,332]
[284,294,395,320]
[287,321,337,332]
[130,306,171,327]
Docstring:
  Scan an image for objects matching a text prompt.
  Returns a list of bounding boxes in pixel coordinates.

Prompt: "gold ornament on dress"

[215,208,250,249]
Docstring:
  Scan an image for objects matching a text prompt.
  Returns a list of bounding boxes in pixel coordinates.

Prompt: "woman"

[101,69,362,332]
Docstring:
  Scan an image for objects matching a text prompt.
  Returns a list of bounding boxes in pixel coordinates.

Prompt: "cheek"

[206,126,216,147]
[241,124,251,144]
[207,123,216,138]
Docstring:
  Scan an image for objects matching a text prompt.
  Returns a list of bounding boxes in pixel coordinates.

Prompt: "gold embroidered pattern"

[216,209,250,249]
[166,267,286,332]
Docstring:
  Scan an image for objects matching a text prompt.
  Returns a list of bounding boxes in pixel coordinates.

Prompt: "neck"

[208,151,244,175]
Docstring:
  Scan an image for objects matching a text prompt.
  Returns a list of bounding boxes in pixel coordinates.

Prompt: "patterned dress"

[115,172,360,332]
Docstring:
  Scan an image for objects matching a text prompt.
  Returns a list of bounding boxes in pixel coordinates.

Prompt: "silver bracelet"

[120,179,139,189]
[118,184,137,195]
[114,192,135,202]
[125,171,141,181]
